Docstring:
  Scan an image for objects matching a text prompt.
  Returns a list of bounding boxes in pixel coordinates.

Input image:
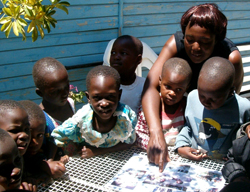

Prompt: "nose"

[19,132,29,142]
[30,138,39,146]
[192,42,200,51]
[100,99,109,108]
[168,90,176,97]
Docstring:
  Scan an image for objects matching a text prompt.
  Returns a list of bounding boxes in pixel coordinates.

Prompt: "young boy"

[0,128,22,191]
[19,100,68,180]
[175,57,250,161]
[109,35,145,114]
[136,58,192,149]
[32,57,75,160]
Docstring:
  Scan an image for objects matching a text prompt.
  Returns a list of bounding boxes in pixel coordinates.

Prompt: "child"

[136,58,192,149]
[32,57,75,160]
[0,100,30,156]
[175,57,250,161]
[109,35,145,114]
[19,100,68,181]
[51,65,137,158]
[0,128,22,191]
[0,100,36,191]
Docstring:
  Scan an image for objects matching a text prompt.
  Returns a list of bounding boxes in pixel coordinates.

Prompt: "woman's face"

[184,23,216,64]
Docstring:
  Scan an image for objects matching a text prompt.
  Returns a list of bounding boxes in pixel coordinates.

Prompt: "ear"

[118,89,122,101]
[136,54,142,65]
[159,75,162,87]
[85,91,91,103]
[35,88,43,97]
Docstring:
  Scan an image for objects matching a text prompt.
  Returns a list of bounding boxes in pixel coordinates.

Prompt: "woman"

[142,3,243,172]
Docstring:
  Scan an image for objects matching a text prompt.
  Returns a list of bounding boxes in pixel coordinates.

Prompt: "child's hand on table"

[47,160,66,179]
[80,146,99,158]
[20,181,37,192]
[178,147,207,161]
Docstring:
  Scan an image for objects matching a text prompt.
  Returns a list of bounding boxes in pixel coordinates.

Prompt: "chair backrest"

[103,39,158,77]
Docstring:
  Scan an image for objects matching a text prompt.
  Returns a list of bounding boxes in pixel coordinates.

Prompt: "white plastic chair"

[103,38,158,77]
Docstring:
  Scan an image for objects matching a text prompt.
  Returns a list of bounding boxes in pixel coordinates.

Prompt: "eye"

[38,133,44,138]
[185,37,194,44]
[121,52,127,55]
[111,51,116,55]
[176,88,183,92]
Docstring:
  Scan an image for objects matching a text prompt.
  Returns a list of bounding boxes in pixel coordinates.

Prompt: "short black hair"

[86,65,120,91]
[32,57,67,90]
[162,57,192,84]
[115,35,143,55]
[199,57,235,91]
[0,100,26,117]
[18,100,46,126]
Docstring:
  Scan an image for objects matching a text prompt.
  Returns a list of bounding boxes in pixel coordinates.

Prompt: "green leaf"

[32,26,38,42]
[58,1,70,6]
[36,23,44,39]
[2,0,7,4]
[0,17,11,24]
[55,4,68,14]
[27,20,35,33]
[5,22,12,38]
[43,20,51,33]
[14,6,21,18]
[13,21,19,36]
[17,18,27,26]
[1,20,11,32]
[2,8,12,16]
[24,5,33,17]
[47,10,56,16]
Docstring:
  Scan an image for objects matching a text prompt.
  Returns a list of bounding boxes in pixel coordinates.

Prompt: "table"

[37,147,224,192]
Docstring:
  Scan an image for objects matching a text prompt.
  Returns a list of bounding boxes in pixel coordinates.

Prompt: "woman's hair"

[181,3,227,41]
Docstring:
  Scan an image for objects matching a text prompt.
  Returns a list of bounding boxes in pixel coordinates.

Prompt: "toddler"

[175,57,250,161]
[52,65,137,158]
[109,35,145,114]
[19,100,68,181]
[136,58,192,149]
[0,128,22,191]
[32,57,75,160]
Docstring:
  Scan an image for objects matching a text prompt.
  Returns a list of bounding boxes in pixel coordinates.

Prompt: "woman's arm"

[228,50,243,94]
[141,35,178,172]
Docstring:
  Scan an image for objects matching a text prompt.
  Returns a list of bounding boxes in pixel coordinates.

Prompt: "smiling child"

[52,65,137,158]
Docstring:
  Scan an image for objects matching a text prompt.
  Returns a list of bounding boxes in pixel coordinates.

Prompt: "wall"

[0,0,249,108]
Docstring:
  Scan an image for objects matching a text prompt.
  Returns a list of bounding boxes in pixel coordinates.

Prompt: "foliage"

[69,85,86,104]
[0,0,70,42]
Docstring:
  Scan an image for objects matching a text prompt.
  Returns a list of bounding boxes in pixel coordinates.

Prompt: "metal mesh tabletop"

[37,147,224,192]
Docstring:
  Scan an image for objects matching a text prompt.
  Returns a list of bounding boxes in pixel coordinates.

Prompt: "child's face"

[38,69,69,107]
[0,139,22,191]
[198,77,232,110]
[0,108,30,156]
[110,39,141,77]
[26,119,45,156]
[184,23,216,64]
[86,76,121,121]
[159,71,189,106]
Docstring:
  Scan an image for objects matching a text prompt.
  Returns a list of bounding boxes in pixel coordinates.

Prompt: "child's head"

[109,35,142,78]
[160,58,192,106]
[19,100,46,156]
[86,65,121,121]
[0,100,30,156]
[0,128,22,191]
[32,57,69,107]
[198,57,235,110]
[181,3,227,42]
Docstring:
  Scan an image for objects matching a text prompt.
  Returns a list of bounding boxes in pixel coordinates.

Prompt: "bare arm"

[228,50,243,94]
[141,35,177,171]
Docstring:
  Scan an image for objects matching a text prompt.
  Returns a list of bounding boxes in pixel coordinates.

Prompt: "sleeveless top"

[174,31,238,92]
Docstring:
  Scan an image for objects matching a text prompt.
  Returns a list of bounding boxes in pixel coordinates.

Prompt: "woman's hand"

[178,147,207,161]
[147,130,171,172]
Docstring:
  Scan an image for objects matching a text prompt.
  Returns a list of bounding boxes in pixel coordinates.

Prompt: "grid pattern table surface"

[37,147,224,192]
